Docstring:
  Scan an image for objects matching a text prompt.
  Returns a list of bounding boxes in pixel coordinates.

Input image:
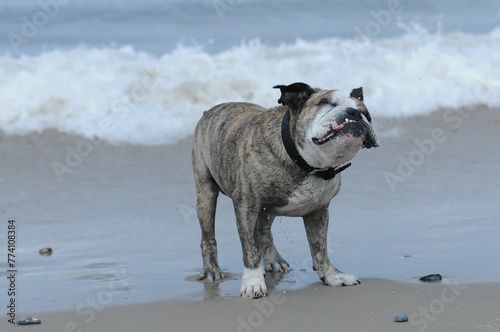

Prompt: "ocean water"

[0,0,499,145]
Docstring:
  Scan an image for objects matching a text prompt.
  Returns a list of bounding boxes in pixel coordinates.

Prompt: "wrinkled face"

[295,89,379,169]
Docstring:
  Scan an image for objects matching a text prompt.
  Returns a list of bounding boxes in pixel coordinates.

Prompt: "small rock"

[17,317,41,325]
[394,314,408,322]
[39,247,53,256]
[419,274,442,282]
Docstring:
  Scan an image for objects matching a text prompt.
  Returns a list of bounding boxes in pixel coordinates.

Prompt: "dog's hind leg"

[258,214,290,273]
[194,171,224,281]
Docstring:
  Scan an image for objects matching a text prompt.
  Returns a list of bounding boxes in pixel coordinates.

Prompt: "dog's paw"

[198,268,225,281]
[264,258,290,273]
[321,271,360,287]
[240,266,267,299]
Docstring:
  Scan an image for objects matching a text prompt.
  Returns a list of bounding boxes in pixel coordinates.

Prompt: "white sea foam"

[1,26,499,145]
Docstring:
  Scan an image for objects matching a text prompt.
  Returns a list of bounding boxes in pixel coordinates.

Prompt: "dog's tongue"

[332,123,345,132]
[312,123,345,145]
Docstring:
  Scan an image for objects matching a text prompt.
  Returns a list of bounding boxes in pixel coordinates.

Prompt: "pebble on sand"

[394,314,408,322]
[17,317,41,325]
[39,247,53,256]
[419,274,442,282]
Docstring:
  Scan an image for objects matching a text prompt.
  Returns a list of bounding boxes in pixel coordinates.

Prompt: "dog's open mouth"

[312,118,359,145]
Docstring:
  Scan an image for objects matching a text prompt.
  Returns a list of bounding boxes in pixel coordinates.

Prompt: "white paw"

[240,266,267,299]
[322,271,360,287]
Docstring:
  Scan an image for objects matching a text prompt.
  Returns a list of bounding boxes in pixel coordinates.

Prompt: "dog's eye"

[319,99,337,107]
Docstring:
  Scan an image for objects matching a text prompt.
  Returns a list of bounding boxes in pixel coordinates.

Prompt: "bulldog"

[192,82,379,299]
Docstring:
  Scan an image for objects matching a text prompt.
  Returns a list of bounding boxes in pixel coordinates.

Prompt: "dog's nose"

[345,107,361,119]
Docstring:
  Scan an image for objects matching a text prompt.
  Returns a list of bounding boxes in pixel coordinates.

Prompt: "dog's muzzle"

[312,107,377,148]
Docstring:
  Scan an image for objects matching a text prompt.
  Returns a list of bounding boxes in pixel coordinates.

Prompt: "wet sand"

[9,280,500,332]
[1,106,500,331]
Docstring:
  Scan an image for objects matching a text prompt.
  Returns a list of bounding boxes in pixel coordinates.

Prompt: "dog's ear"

[350,87,363,101]
[350,87,372,123]
[273,82,315,110]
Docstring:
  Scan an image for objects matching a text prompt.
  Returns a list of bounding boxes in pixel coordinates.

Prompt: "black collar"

[281,109,351,180]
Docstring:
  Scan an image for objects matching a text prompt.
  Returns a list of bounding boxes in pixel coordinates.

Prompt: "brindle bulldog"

[192,82,379,299]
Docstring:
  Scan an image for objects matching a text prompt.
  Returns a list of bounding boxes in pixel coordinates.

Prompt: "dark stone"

[394,314,408,322]
[17,317,41,325]
[419,274,442,282]
[39,247,53,256]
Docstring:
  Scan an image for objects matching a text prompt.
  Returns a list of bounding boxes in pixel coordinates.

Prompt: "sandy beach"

[6,281,500,332]
[1,106,500,331]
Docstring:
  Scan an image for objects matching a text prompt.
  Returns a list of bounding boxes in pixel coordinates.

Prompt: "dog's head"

[274,82,379,169]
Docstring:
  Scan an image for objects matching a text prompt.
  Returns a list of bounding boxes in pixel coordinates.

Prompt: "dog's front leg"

[234,198,267,299]
[303,208,360,287]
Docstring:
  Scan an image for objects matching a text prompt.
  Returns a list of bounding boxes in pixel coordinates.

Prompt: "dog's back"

[192,102,279,196]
